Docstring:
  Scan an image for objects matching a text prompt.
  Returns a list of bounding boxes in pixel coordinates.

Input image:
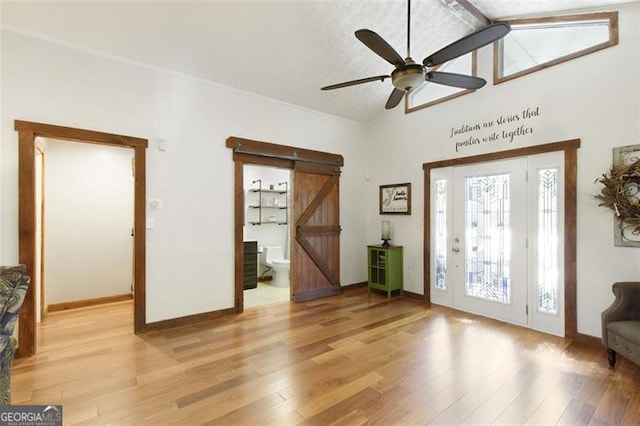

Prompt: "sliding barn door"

[292,162,341,302]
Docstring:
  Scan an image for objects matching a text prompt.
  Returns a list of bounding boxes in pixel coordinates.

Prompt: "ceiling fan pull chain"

[407,0,411,59]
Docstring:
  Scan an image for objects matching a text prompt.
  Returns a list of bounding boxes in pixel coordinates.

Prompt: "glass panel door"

[452,159,528,326]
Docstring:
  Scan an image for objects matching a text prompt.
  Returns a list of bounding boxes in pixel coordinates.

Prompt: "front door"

[452,159,528,325]
[431,152,565,336]
[292,162,342,302]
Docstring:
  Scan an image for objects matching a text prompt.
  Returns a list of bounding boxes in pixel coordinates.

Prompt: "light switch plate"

[146,217,155,229]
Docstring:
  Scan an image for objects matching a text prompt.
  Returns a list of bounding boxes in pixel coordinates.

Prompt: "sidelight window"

[537,168,559,314]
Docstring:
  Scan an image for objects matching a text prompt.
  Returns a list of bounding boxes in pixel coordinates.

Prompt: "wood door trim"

[16,120,148,356]
[564,147,578,338]
[15,120,148,147]
[17,129,36,356]
[34,143,47,321]
[233,152,293,169]
[422,139,580,338]
[227,137,344,167]
[233,159,244,312]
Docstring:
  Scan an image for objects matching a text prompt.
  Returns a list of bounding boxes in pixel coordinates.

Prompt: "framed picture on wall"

[379,183,411,215]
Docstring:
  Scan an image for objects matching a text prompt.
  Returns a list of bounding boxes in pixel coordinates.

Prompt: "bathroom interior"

[243,164,291,308]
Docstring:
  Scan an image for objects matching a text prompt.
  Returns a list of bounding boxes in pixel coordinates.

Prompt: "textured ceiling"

[2,0,638,123]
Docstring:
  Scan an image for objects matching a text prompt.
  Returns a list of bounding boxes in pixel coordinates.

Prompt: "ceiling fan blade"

[321,75,390,91]
[426,71,486,89]
[355,29,405,68]
[385,88,405,110]
[423,22,511,67]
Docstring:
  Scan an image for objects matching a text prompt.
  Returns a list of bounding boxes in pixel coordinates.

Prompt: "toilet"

[262,246,290,287]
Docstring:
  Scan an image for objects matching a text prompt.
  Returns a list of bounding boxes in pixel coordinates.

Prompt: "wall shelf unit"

[246,180,288,225]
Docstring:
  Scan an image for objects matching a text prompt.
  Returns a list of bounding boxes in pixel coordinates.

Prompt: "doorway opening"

[243,164,292,309]
[16,120,148,357]
[226,136,344,313]
[423,139,580,338]
[35,137,135,321]
[430,152,565,336]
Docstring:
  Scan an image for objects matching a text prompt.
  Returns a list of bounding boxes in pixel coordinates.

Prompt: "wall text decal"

[450,106,541,152]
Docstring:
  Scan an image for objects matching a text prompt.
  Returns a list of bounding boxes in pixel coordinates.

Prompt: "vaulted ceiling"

[2,1,637,123]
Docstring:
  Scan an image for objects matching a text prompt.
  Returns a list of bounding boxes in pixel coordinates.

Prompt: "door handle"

[451,247,460,253]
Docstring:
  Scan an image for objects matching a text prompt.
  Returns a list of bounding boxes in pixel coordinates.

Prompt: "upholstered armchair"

[0,265,31,405]
[601,281,640,368]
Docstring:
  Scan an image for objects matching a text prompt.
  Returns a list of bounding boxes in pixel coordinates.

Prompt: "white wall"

[365,4,640,337]
[0,29,369,322]
[44,139,134,304]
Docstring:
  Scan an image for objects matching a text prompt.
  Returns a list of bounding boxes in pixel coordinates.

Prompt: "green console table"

[367,245,403,298]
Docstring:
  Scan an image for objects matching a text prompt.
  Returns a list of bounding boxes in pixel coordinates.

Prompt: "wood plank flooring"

[12,287,640,424]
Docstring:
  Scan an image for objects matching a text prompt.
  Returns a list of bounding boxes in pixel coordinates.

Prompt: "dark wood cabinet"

[243,241,258,290]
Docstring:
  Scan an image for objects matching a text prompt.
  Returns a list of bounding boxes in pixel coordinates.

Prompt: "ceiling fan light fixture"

[391,63,425,91]
[320,0,512,110]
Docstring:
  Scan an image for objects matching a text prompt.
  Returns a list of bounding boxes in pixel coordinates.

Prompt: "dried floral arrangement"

[595,159,640,232]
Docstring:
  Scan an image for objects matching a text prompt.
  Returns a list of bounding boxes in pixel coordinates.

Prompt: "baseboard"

[401,290,427,302]
[341,281,367,290]
[575,332,602,348]
[144,307,237,332]
[48,293,133,312]
[341,283,426,301]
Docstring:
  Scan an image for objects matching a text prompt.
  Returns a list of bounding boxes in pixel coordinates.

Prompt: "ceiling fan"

[321,0,511,110]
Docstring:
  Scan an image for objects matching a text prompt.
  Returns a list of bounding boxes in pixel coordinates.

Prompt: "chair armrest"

[602,281,640,346]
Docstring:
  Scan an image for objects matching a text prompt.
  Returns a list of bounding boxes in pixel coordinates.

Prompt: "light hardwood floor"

[12,287,640,424]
